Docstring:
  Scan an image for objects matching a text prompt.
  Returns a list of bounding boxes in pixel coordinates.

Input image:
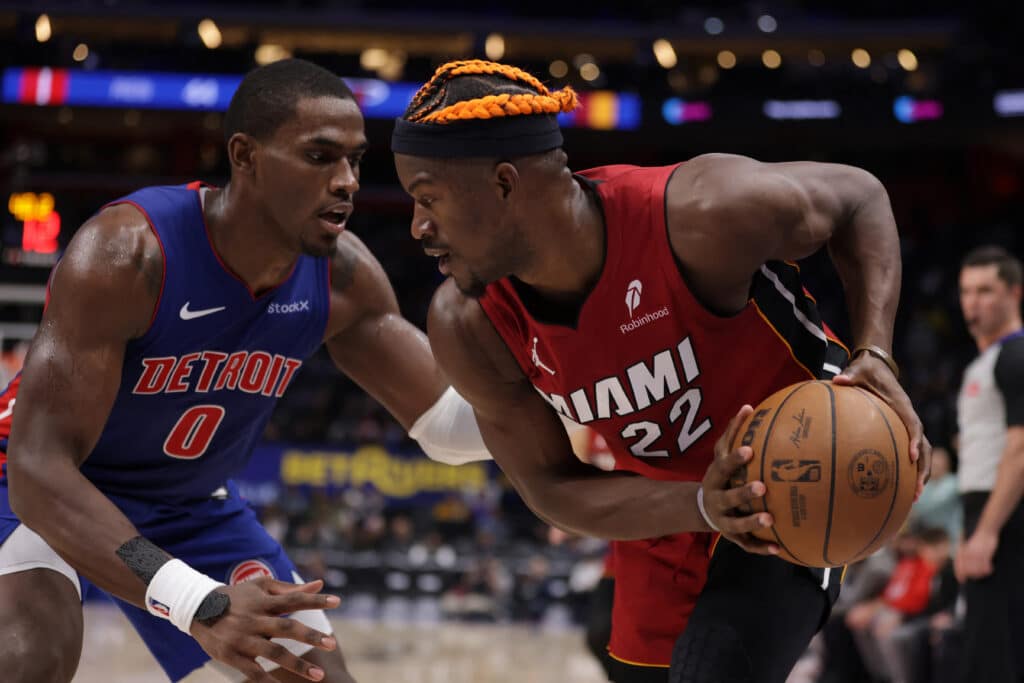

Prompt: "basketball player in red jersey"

[392,61,932,683]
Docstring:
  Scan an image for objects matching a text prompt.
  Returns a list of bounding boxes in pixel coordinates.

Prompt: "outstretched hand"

[190,577,343,683]
[833,354,932,500]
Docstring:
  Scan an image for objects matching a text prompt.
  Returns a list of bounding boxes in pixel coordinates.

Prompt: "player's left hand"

[955,530,998,581]
[833,352,932,500]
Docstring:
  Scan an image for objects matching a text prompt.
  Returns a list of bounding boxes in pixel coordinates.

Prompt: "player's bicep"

[324,234,447,427]
[328,311,446,429]
[13,320,126,466]
[426,284,573,480]
[9,209,159,467]
[669,154,879,276]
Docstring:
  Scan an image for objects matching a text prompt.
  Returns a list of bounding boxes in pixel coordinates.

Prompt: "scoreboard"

[5,192,61,268]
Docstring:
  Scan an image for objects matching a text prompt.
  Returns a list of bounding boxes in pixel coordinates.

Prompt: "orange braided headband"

[393,60,578,158]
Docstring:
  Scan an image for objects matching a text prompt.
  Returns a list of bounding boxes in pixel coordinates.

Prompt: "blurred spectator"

[845,528,956,683]
[511,554,556,622]
[440,557,512,622]
[908,446,962,547]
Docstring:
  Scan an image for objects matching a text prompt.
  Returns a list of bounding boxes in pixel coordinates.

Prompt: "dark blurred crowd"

[255,475,608,627]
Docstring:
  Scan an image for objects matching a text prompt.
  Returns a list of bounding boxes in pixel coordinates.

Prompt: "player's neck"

[975,317,1023,352]
[512,176,605,304]
[203,185,300,296]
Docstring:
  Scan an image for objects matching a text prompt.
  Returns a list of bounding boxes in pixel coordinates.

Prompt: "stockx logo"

[268,300,310,315]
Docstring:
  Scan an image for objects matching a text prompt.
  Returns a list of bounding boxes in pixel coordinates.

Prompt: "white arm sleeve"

[409,386,493,465]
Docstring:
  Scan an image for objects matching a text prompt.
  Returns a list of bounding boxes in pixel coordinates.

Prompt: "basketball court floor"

[72,602,821,682]
[72,602,609,683]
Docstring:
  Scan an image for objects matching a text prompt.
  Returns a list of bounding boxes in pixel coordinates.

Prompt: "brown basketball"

[728,380,916,567]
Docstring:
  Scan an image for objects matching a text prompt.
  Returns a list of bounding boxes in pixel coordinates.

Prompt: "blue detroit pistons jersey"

[75,182,329,500]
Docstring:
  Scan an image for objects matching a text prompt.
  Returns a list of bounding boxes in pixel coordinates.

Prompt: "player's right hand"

[699,404,780,556]
[190,577,342,682]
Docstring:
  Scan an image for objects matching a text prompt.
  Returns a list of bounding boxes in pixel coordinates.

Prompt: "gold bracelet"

[852,344,899,380]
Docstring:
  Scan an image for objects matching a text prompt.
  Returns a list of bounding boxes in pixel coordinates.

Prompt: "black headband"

[391,115,563,158]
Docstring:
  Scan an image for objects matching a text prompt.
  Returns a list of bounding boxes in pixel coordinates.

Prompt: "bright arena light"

[704,17,724,35]
[757,15,778,33]
[897,49,918,71]
[580,62,601,81]
[762,50,782,69]
[254,44,291,65]
[484,33,505,61]
[197,19,222,50]
[652,39,678,69]
[851,48,871,68]
[35,14,51,43]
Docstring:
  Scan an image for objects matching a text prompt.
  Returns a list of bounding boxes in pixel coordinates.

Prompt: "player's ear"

[227,132,257,175]
[493,161,519,201]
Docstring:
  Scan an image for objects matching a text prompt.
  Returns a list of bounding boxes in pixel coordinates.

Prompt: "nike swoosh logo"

[179,302,226,320]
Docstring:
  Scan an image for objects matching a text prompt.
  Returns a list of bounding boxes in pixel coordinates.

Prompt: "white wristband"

[145,559,225,635]
[696,486,720,532]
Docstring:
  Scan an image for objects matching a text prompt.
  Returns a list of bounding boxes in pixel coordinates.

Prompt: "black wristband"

[194,589,231,626]
[115,536,171,584]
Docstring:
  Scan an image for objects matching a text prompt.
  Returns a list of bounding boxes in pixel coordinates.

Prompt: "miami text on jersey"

[535,336,701,423]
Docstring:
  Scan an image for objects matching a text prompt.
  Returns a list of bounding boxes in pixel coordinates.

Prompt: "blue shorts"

[0,480,307,682]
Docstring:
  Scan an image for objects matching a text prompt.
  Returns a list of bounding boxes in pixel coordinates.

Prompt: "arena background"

[0,2,1021,681]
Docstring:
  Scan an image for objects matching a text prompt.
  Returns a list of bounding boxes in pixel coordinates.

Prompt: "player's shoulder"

[323,231,399,336]
[428,280,501,361]
[429,278,479,330]
[428,279,526,395]
[44,202,162,338]
[63,202,163,290]
[328,231,394,297]
[665,153,760,202]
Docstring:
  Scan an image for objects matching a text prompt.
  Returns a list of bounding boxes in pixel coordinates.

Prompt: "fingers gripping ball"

[728,381,915,567]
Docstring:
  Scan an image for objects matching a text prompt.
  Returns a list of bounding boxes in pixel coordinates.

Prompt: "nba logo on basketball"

[228,559,275,584]
[625,280,643,318]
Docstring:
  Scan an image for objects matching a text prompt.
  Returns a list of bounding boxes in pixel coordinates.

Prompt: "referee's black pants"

[962,492,1024,683]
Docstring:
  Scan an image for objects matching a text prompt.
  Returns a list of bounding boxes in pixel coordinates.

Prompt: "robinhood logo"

[621,279,669,334]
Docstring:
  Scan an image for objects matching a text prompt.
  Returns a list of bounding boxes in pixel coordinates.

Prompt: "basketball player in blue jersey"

[0,59,491,683]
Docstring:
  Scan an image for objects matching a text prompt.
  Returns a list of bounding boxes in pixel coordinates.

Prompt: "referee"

[955,245,1024,682]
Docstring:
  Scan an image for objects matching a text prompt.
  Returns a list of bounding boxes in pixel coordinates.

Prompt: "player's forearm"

[974,441,1024,537]
[7,456,157,606]
[511,468,709,539]
[826,171,900,351]
[328,313,448,430]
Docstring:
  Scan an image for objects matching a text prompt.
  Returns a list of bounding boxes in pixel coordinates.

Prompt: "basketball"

[729,380,916,568]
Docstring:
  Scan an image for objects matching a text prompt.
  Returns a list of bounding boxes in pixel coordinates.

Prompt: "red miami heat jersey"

[480,163,849,483]
[479,164,849,666]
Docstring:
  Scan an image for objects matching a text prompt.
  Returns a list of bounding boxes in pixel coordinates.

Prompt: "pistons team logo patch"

[228,559,275,585]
